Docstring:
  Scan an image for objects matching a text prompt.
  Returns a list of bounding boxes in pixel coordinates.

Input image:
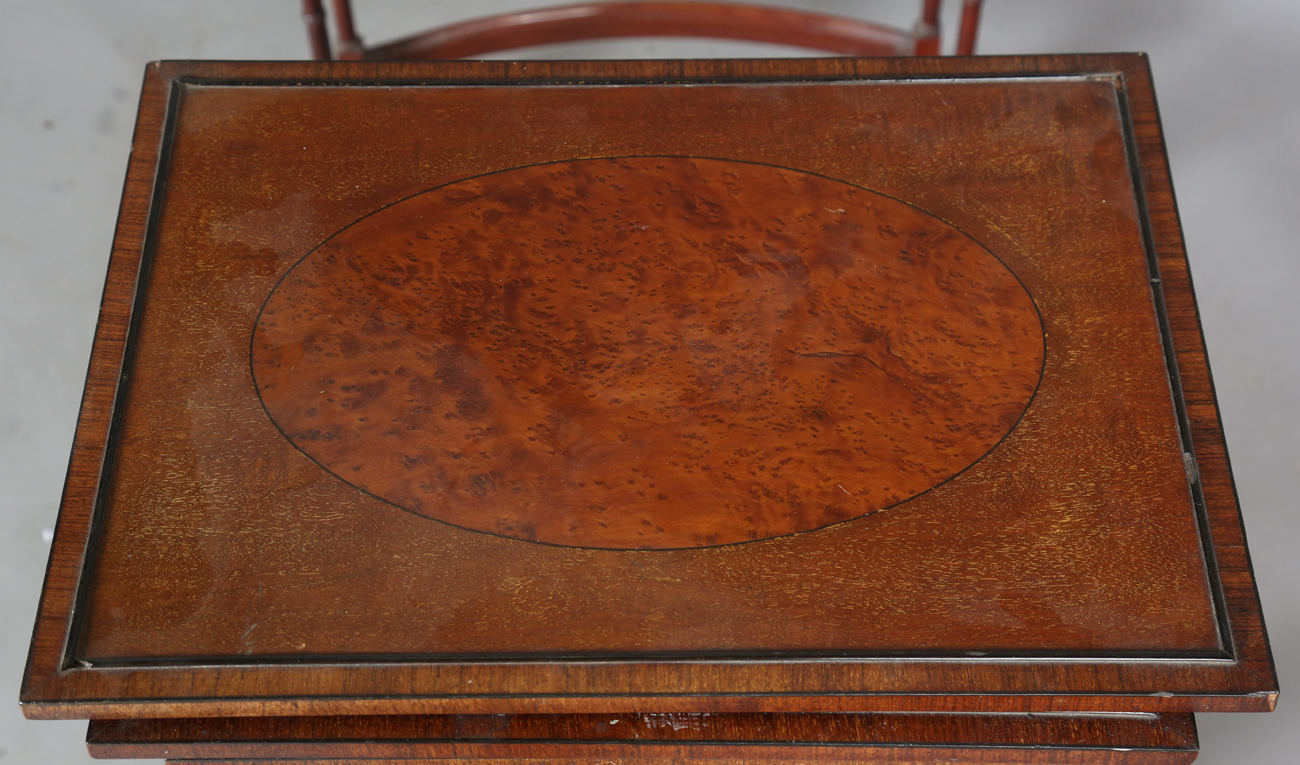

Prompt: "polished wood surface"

[87,711,1198,764]
[20,57,1276,721]
[252,156,1043,548]
[83,69,1213,659]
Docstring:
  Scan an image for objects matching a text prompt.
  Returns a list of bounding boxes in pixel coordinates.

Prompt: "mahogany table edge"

[85,710,1201,765]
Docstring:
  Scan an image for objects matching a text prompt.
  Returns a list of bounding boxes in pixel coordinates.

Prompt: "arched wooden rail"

[302,1,984,61]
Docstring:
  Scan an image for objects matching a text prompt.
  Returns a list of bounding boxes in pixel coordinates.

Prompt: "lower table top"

[87,711,1200,765]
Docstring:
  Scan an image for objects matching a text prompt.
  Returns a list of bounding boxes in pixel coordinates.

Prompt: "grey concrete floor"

[2,1,1296,762]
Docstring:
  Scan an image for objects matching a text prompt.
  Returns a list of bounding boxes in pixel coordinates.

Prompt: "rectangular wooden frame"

[21,55,1277,720]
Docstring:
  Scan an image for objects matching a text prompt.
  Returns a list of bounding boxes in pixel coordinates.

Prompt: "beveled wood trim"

[1114,54,1279,700]
[21,689,1278,721]
[147,754,1190,759]
[87,711,1198,764]
[151,756,1198,765]
[19,55,1277,721]
[20,61,176,708]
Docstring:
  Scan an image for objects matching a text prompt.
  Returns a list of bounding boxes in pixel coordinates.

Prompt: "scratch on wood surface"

[241,522,264,654]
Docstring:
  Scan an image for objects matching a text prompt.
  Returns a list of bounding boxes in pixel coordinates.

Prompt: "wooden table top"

[21,56,1276,721]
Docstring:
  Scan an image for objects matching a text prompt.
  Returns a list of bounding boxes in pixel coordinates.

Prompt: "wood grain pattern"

[19,61,177,708]
[18,57,1276,720]
[87,711,1198,764]
[251,156,1042,548]
[152,759,1191,765]
[77,68,1215,662]
[156,759,1189,765]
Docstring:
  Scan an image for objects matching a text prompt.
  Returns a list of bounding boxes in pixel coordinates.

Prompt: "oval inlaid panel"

[251,157,1044,549]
